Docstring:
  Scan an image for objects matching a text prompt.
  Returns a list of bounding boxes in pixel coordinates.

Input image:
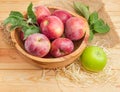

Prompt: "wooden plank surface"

[0,0,120,92]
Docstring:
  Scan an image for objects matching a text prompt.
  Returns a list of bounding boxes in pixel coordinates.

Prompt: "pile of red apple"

[22,6,86,58]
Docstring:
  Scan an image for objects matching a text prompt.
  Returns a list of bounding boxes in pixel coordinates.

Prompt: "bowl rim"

[10,6,90,63]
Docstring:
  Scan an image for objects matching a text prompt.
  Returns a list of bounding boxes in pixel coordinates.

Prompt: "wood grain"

[0,70,119,92]
[0,0,120,92]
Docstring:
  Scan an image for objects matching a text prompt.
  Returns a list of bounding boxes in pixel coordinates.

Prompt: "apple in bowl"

[10,6,89,69]
[50,38,74,57]
[24,33,51,57]
[52,10,72,24]
[40,16,64,40]
[35,5,51,24]
[65,17,85,41]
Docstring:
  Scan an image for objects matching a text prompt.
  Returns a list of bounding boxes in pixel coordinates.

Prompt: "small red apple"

[65,17,85,41]
[35,5,51,24]
[24,33,51,57]
[52,10,72,24]
[50,38,74,57]
[40,16,64,40]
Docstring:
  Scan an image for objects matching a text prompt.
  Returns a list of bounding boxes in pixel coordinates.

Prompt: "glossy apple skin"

[81,46,107,72]
[35,6,51,24]
[40,16,64,40]
[65,17,85,41]
[50,38,74,57]
[52,10,72,24]
[24,33,51,57]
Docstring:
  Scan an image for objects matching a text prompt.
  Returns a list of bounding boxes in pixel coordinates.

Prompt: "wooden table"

[0,0,120,92]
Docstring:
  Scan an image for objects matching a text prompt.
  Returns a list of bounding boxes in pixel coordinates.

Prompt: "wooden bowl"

[10,6,89,69]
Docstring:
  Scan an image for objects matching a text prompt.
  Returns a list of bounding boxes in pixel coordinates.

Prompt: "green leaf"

[89,30,94,41]
[95,19,104,25]
[4,17,18,25]
[10,25,20,30]
[89,12,98,25]
[86,6,89,10]
[94,19,110,33]
[24,25,40,39]
[4,15,28,30]
[27,2,37,23]
[3,3,40,40]
[21,25,29,33]
[9,11,24,18]
[73,1,90,20]
[73,1,110,41]
[3,11,24,25]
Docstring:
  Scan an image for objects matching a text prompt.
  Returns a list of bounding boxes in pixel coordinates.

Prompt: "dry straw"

[55,47,117,87]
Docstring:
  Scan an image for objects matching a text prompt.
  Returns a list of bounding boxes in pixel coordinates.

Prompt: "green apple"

[80,46,107,72]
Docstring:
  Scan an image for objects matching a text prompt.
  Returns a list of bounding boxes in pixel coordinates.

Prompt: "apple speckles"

[50,38,74,57]
[43,20,49,26]
[40,16,64,40]
[24,33,51,57]
[52,10,72,24]
[65,17,85,41]
[35,5,51,24]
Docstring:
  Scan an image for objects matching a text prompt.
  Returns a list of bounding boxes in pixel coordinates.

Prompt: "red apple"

[65,17,85,41]
[50,38,74,57]
[20,31,24,41]
[24,33,51,57]
[40,16,64,40]
[35,5,51,24]
[52,10,72,24]
[43,52,53,58]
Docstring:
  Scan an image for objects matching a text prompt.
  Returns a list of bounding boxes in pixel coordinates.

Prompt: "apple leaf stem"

[3,3,40,40]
